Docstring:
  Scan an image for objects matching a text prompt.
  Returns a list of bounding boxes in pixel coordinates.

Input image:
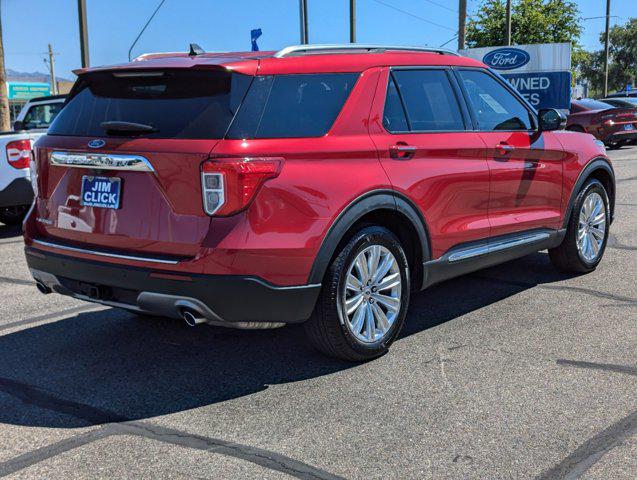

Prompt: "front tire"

[305,226,410,361]
[549,179,610,273]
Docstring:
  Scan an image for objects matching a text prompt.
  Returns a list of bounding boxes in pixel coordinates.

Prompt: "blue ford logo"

[88,139,105,149]
[483,48,530,70]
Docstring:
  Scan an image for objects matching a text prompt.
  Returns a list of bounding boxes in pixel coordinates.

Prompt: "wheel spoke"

[349,303,365,335]
[372,255,394,284]
[371,302,391,331]
[345,294,364,315]
[591,213,606,226]
[590,226,604,241]
[346,273,362,291]
[367,245,381,280]
[372,293,400,312]
[588,232,600,256]
[376,272,401,291]
[355,254,369,283]
[364,304,375,341]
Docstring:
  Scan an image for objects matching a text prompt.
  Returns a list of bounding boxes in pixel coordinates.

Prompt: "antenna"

[188,43,205,56]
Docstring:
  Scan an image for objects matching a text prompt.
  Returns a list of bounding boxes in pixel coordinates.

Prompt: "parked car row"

[22,44,615,361]
[0,95,65,224]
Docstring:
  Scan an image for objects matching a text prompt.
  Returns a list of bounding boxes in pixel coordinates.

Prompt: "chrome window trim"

[32,239,180,265]
[49,151,155,172]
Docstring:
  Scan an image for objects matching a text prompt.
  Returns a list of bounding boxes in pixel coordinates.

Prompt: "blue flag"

[251,28,262,52]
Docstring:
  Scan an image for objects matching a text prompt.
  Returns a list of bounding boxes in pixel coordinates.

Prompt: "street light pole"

[299,0,309,44]
[505,0,512,45]
[603,0,611,97]
[350,0,356,43]
[77,0,90,67]
[458,0,466,50]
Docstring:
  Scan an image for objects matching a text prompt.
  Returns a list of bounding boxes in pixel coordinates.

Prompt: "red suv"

[24,44,615,361]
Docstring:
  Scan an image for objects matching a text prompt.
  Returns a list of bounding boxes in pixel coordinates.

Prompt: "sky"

[2,0,635,80]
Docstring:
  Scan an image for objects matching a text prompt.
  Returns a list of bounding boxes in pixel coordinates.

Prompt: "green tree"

[605,18,637,91]
[466,0,582,48]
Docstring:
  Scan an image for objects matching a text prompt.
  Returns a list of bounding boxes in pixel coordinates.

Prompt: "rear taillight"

[201,157,284,216]
[6,139,32,169]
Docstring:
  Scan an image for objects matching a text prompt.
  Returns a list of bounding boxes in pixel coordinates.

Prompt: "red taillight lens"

[6,139,32,169]
[201,157,284,216]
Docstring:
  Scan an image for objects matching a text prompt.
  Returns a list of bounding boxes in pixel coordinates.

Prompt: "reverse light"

[201,157,284,216]
[6,139,32,169]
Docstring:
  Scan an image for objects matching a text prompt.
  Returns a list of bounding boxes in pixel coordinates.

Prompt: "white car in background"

[0,94,65,225]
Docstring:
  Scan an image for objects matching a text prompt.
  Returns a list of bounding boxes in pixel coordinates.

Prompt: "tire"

[549,179,610,273]
[304,226,410,361]
[0,205,29,225]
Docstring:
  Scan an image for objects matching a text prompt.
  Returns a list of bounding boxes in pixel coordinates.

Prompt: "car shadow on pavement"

[0,252,572,429]
[0,223,22,239]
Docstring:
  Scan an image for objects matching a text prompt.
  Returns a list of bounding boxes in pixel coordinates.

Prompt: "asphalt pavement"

[0,147,635,479]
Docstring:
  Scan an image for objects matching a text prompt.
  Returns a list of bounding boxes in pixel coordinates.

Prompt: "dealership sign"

[460,43,571,110]
[7,82,51,100]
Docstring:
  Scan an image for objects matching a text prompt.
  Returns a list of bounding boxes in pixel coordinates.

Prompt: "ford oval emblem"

[88,139,105,149]
[483,48,530,70]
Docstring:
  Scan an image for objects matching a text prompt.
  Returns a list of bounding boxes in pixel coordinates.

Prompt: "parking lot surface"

[0,147,635,480]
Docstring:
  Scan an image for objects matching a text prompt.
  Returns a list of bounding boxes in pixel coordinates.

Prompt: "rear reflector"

[6,139,32,169]
[201,157,284,216]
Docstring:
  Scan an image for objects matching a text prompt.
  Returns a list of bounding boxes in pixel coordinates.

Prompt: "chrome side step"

[448,231,551,263]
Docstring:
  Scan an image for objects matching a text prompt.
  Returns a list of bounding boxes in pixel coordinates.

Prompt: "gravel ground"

[0,147,635,479]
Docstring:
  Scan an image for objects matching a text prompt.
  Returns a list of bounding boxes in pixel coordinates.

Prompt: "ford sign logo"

[88,139,106,149]
[483,48,530,70]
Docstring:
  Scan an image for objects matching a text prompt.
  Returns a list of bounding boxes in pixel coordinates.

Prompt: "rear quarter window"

[227,73,359,139]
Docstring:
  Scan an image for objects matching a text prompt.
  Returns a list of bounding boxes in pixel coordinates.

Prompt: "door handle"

[496,143,515,154]
[389,144,417,159]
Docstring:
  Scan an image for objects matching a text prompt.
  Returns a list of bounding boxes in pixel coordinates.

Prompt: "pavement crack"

[0,275,34,286]
[535,410,637,480]
[0,304,99,333]
[539,285,637,305]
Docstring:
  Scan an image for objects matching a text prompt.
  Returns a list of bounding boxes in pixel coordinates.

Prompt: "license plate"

[624,123,634,131]
[80,176,121,209]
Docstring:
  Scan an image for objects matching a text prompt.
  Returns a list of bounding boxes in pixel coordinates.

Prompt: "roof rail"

[273,44,460,58]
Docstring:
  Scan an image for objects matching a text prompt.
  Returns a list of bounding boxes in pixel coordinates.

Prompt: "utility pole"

[47,44,58,95]
[0,7,10,131]
[299,0,309,44]
[505,0,512,45]
[349,0,356,43]
[603,0,611,97]
[458,0,466,50]
[77,0,90,67]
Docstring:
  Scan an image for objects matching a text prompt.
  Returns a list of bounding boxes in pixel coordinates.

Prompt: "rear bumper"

[603,130,637,144]
[0,178,33,208]
[25,246,321,325]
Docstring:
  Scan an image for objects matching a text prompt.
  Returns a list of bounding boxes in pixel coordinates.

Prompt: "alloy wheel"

[577,191,606,262]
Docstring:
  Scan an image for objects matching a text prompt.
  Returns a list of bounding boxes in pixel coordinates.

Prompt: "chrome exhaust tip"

[35,281,51,295]
[181,309,206,327]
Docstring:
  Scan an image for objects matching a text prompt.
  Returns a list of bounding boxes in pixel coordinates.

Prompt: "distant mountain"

[6,68,71,84]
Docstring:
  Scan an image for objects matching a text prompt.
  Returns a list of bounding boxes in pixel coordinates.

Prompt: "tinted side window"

[22,103,63,130]
[383,76,409,132]
[391,70,464,132]
[458,70,533,130]
[228,73,359,139]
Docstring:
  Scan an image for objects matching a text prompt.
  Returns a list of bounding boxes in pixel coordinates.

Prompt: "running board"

[422,229,565,289]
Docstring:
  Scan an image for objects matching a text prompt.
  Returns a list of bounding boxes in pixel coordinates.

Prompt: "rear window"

[22,102,63,130]
[48,70,251,139]
[576,99,614,111]
[227,73,359,139]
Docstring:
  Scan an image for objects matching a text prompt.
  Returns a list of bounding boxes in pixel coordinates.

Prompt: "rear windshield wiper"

[100,121,157,134]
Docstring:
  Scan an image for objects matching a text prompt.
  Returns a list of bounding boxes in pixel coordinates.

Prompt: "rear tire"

[0,205,29,225]
[304,226,410,362]
[549,179,609,273]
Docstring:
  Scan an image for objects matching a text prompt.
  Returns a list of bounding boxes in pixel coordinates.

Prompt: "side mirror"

[13,120,24,131]
[538,108,567,131]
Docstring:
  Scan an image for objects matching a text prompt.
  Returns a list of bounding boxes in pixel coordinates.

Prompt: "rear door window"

[458,69,534,131]
[48,70,251,139]
[227,73,359,139]
[22,102,63,130]
[385,69,465,132]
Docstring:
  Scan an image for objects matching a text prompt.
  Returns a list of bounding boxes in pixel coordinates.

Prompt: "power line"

[421,0,457,14]
[370,0,456,32]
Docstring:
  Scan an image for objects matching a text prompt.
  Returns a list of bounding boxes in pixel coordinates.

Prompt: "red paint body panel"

[24,51,611,290]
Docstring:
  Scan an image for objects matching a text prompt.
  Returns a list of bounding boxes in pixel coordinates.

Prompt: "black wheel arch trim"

[563,157,615,229]
[307,189,431,288]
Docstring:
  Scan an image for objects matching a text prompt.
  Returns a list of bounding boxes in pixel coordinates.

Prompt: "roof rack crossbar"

[274,44,460,58]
